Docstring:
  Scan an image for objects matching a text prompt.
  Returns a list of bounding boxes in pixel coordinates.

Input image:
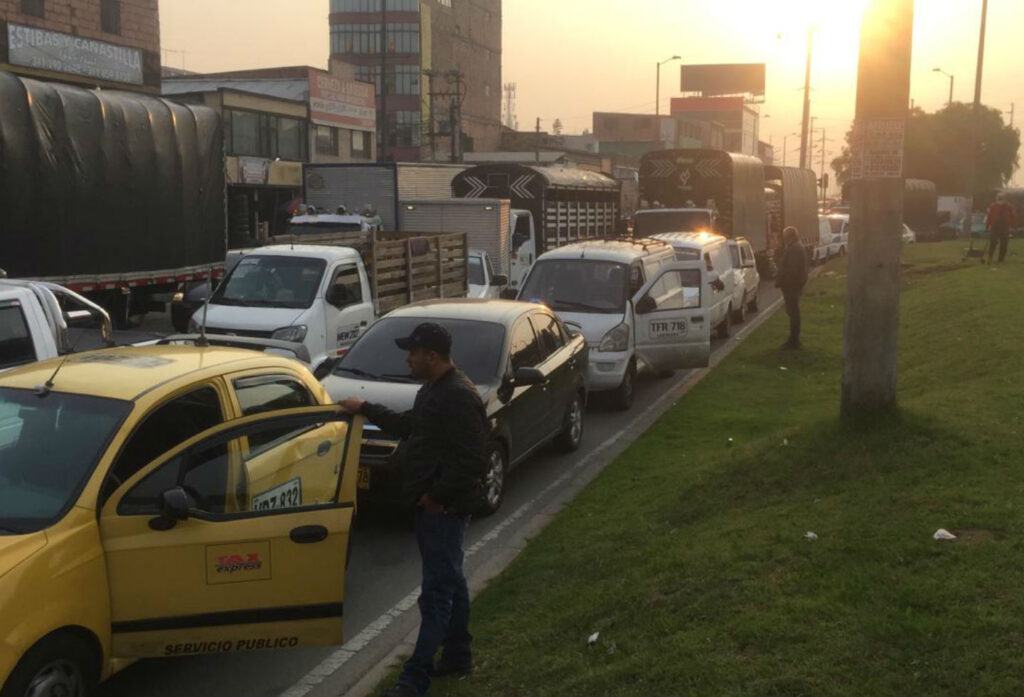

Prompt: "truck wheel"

[732,299,747,324]
[554,392,585,453]
[476,442,508,516]
[612,362,636,411]
[717,310,732,339]
[0,632,98,697]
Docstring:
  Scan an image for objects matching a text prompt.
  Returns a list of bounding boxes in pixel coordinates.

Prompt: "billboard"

[680,64,765,97]
[308,69,376,133]
[7,23,143,86]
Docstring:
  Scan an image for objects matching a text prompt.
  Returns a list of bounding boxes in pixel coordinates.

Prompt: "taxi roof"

[0,345,303,402]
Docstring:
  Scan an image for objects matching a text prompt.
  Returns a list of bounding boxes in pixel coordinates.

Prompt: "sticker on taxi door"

[650,319,688,338]
[206,541,271,584]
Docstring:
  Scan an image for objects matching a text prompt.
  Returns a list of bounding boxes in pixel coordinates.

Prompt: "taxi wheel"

[554,393,585,453]
[1,633,97,697]
[476,442,507,517]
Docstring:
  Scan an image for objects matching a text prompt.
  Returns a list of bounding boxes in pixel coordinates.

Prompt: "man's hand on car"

[338,397,365,414]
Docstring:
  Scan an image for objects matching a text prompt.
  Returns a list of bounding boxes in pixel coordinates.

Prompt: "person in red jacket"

[985,193,1018,264]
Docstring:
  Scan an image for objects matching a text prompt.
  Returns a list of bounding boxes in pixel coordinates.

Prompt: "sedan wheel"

[554,394,584,452]
[477,443,507,516]
[25,659,84,697]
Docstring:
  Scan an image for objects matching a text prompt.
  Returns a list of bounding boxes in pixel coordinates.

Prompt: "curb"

[340,293,786,697]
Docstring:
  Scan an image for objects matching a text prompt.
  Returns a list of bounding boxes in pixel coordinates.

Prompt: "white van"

[517,239,709,410]
[653,232,738,338]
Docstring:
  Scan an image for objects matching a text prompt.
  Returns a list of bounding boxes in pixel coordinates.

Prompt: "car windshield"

[0,387,130,534]
[0,304,37,370]
[519,259,628,314]
[211,255,327,309]
[468,256,486,285]
[337,317,506,386]
[634,210,713,236]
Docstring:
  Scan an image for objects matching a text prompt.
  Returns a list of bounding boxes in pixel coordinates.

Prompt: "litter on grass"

[804,531,819,542]
[587,632,600,646]
[933,528,957,541]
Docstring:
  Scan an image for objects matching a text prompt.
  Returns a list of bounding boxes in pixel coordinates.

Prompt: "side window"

[509,319,542,370]
[729,245,741,268]
[530,313,565,361]
[234,375,316,451]
[512,215,532,253]
[704,252,714,272]
[629,263,645,295]
[641,270,701,311]
[328,263,363,307]
[0,303,37,370]
[108,386,223,493]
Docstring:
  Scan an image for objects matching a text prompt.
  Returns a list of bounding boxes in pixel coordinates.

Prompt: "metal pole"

[948,74,954,107]
[841,0,914,416]
[820,128,827,198]
[535,117,541,163]
[972,0,989,202]
[799,27,813,169]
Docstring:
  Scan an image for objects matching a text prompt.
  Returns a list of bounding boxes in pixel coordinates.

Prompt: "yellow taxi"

[0,345,362,697]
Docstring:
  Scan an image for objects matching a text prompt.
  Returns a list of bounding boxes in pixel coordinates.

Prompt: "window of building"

[101,0,121,35]
[390,65,420,95]
[386,23,420,54]
[331,0,420,10]
[391,110,421,147]
[21,0,45,17]
[277,117,303,161]
[225,110,308,161]
[316,126,339,156]
[331,24,382,55]
[351,130,372,159]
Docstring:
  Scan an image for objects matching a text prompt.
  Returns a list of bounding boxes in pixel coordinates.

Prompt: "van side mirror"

[149,487,193,531]
[635,295,657,315]
[491,274,509,287]
[710,276,725,292]
[500,288,518,300]
[326,285,353,308]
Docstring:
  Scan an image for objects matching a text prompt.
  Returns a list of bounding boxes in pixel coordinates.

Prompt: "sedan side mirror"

[635,295,657,315]
[513,366,546,386]
[491,274,509,287]
[149,487,193,531]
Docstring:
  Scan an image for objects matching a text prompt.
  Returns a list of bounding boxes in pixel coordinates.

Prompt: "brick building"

[329,0,502,162]
[0,0,161,92]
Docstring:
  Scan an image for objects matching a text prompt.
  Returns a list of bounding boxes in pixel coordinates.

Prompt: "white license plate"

[649,319,688,338]
[252,478,302,511]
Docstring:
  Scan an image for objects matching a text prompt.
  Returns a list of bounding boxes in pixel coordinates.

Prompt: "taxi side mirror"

[150,487,192,531]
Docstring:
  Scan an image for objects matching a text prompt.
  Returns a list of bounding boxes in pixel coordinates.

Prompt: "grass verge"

[388,241,1024,697]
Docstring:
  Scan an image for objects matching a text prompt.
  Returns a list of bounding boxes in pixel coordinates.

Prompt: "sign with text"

[309,70,376,133]
[849,118,906,179]
[7,23,144,85]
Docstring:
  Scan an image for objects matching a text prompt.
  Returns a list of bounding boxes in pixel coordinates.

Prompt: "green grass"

[385,241,1024,697]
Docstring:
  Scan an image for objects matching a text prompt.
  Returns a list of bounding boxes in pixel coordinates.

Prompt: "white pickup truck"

[0,278,113,371]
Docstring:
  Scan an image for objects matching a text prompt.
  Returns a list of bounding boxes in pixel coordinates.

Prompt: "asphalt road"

[94,282,784,697]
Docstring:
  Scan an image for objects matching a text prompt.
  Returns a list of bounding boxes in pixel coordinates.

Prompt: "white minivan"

[653,232,739,338]
[517,239,709,410]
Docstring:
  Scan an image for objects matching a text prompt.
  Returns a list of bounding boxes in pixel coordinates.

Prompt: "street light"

[656,55,682,118]
[932,67,954,107]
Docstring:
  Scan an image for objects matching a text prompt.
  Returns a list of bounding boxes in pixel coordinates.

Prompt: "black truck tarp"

[764,166,819,249]
[0,71,225,278]
[904,179,938,240]
[640,149,767,251]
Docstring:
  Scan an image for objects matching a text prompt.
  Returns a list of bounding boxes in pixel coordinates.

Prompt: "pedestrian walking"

[775,226,809,350]
[985,193,1018,264]
[338,322,487,697]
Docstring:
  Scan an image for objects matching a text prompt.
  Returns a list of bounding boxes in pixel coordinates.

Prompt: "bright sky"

[160,0,1024,179]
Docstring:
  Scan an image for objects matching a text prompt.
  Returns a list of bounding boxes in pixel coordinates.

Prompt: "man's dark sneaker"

[430,656,474,678]
[381,683,420,697]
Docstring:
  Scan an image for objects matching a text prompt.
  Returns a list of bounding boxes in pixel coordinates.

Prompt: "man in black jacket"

[775,226,809,350]
[339,322,487,697]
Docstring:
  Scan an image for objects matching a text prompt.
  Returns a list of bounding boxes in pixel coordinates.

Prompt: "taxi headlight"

[272,325,308,342]
[598,323,630,353]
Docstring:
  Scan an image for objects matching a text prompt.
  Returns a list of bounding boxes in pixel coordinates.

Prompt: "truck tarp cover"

[0,72,225,277]
[765,166,819,247]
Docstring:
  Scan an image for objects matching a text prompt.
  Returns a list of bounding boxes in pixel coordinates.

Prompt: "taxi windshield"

[0,387,130,534]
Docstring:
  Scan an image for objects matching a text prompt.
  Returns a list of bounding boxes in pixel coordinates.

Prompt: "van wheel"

[716,310,731,339]
[748,293,759,313]
[732,299,747,324]
[1,632,98,697]
[612,362,636,411]
[554,393,585,452]
[839,246,846,257]
[476,442,507,517]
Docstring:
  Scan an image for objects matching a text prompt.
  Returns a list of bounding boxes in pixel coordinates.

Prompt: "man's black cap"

[395,322,452,354]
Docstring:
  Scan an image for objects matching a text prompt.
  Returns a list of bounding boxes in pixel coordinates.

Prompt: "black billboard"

[680,63,766,97]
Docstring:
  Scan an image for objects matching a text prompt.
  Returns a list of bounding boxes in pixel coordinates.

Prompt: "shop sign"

[7,23,144,85]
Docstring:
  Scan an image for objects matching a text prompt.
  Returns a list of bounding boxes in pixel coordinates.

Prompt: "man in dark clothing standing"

[775,226,809,350]
[985,193,1018,264]
[339,323,487,697]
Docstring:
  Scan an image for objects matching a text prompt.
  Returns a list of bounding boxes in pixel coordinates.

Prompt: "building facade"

[329,0,502,162]
[670,96,759,156]
[164,63,377,243]
[0,0,160,92]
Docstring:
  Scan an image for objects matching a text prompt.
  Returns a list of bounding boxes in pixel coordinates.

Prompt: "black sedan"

[321,299,589,515]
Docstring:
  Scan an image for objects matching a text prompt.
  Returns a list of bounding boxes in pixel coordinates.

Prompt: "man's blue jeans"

[399,509,472,695]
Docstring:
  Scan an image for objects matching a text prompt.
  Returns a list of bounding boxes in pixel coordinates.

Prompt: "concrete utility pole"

[820,128,827,198]
[841,0,914,416]
[799,27,814,169]
[972,0,990,203]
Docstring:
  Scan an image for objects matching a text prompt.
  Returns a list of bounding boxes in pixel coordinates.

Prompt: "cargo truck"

[452,164,621,290]
[0,71,226,327]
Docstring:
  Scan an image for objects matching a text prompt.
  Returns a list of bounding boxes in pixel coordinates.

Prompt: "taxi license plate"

[650,319,687,338]
[357,466,371,490]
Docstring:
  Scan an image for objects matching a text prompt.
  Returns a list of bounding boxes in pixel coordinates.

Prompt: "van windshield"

[211,255,327,309]
[828,218,846,235]
[0,387,130,534]
[519,260,628,314]
[634,210,713,236]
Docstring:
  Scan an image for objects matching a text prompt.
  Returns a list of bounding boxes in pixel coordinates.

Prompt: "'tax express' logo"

[215,553,263,574]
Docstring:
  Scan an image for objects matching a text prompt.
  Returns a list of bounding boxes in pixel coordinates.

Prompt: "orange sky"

[160,0,1024,181]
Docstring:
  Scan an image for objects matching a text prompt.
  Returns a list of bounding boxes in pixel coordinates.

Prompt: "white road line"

[279,296,783,697]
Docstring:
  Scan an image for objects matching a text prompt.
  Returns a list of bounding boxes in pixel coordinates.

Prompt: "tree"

[831,103,1020,199]
[552,119,563,136]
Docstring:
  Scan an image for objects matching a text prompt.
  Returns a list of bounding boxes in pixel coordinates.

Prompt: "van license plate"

[650,320,687,338]
[358,466,371,490]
